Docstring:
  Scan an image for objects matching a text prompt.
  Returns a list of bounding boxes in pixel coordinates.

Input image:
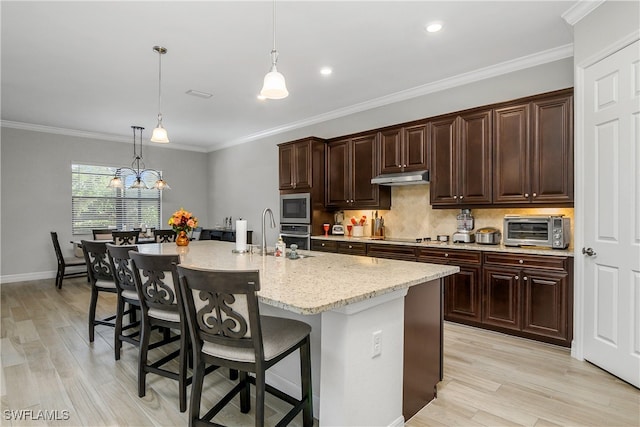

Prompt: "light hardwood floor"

[2,277,638,426]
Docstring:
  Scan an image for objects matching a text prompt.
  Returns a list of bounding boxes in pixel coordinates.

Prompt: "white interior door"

[582,39,640,388]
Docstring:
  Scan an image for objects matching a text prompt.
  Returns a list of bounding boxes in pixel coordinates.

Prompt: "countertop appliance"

[503,215,570,249]
[475,227,501,245]
[332,224,345,235]
[280,193,311,224]
[452,209,475,243]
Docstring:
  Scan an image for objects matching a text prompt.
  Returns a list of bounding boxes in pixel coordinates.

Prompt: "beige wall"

[344,185,574,243]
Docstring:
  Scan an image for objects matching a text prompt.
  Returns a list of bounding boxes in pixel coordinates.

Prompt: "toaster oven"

[503,215,570,249]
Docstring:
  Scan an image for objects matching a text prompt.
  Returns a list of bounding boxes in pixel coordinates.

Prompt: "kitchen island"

[138,240,458,426]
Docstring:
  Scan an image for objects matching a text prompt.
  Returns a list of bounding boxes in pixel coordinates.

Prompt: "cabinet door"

[493,104,531,203]
[444,265,482,323]
[278,144,295,190]
[530,93,573,204]
[326,139,350,207]
[380,128,403,174]
[521,269,568,340]
[429,116,458,205]
[351,133,382,207]
[483,266,521,331]
[292,141,312,190]
[458,110,492,204]
[403,124,428,172]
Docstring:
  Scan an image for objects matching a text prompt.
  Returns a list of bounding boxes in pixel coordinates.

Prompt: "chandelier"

[107,126,170,190]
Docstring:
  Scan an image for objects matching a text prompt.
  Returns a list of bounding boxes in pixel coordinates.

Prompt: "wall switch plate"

[372,330,382,358]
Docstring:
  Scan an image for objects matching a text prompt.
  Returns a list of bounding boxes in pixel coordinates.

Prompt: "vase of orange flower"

[168,208,198,247]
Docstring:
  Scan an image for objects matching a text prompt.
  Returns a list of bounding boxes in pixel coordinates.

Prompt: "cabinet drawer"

[483,252,568,271]
[311,240,338,252]
[417,248,482,265]
[367,244,417,261]
[337,241,367,256]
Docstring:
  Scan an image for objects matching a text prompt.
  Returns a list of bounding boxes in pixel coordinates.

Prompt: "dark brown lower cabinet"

[482,253,572,346]
[445,265,483,323]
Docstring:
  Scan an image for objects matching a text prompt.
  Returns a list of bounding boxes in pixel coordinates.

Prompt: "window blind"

[71,164,162,235]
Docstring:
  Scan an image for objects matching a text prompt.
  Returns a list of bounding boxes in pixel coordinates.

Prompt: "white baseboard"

[1,270,56,284]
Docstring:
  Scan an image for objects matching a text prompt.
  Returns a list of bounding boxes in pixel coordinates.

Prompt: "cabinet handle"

[444,253,449,257]
[453,195,458,200]
[348,245,353,249]
[398,164,402,168]
[532,193,537,198]
[403,164,407,167]
[519,259,524,264]
[460,195,464,200]
[524,193,529,198]
[321,243,325,247]
[515,275,519,280]
[523,276,528,281]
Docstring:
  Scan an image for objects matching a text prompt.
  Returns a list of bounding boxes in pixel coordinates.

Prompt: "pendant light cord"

[157,49,162,120]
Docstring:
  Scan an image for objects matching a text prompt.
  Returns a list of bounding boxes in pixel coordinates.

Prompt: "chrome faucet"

[261,208,276,254]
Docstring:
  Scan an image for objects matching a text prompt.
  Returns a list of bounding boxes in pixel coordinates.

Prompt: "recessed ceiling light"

[320,67,332,76]
[426,22,443,33]
[185,89,213,99]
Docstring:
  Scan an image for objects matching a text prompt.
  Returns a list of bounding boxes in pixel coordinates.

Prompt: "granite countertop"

[138,240,458,315]
[311,235,574,257]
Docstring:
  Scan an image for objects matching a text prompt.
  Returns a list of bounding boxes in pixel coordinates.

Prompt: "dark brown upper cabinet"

[278,137,327,193]
[493,89,573,205]
[326,133,391,209]
[379,123,428,174]
[429,109,493,207]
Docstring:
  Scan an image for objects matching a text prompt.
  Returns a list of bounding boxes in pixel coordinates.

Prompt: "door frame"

[572,29,640,361]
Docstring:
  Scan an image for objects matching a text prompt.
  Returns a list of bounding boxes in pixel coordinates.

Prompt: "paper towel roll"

[235,220,247,252]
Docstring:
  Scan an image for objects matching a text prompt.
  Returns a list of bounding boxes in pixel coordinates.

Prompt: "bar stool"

[106,243,141,360]
[129,251,190,412]
[81,240,117,342]
[176,265,313,427]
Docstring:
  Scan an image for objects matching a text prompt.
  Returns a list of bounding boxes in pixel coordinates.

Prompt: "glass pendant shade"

[152,179,171,190]
[108,176,124,189]
[260,65,289,99]
[130,177,148,189]
[150,121,169,143]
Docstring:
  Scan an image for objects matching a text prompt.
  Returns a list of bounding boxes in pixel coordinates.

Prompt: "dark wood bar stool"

[106,243,141,360]
[129,251,190,412]
[153,229,177,243]
[176,266,313,427]
[81,240,117,342]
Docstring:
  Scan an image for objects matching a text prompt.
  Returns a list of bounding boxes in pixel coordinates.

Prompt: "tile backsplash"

[343,185,574,243]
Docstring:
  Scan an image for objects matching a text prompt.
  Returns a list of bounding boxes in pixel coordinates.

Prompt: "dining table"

[137,240,458,426]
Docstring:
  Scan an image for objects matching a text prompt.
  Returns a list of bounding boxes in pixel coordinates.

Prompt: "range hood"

[371,170,429,186]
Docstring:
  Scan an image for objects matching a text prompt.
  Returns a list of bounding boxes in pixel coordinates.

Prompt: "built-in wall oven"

[280,193,311,224]
[280,224,311,251]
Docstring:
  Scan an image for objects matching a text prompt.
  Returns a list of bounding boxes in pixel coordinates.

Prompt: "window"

[71,164,162,234]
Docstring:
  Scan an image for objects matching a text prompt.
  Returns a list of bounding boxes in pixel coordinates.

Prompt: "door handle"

[582,247,597,257]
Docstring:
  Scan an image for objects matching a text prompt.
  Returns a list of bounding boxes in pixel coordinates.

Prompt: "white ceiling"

[1,1,581,152]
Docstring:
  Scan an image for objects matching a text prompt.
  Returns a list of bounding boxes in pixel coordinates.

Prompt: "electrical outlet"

[372,330,382,358]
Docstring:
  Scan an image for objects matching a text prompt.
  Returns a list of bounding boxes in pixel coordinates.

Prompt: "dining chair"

[129,251,190,412]
[50,231,87,289]
[81,240,117,342]
[92,228,115,240]
[112,230,140,245]
[153,229,176,243]
[106,243,141,360]
[176,265,313,427]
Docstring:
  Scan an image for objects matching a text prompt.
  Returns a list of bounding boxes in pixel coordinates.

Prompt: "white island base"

[262,286,432,427]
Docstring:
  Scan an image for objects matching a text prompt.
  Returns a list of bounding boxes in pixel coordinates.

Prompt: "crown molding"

[562,0,606,25]
[216,43,574,151]
[0,120,209,153]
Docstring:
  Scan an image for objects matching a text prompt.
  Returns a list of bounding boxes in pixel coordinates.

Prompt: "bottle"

[275,235,286,257]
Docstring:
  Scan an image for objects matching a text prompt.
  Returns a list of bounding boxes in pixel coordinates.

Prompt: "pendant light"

[151,46,170,143]
[260,0,288,99]
[108,126,171,190]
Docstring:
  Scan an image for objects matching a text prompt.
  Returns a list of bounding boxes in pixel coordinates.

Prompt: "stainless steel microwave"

[280,193,311,224]
[503,215,570,249]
